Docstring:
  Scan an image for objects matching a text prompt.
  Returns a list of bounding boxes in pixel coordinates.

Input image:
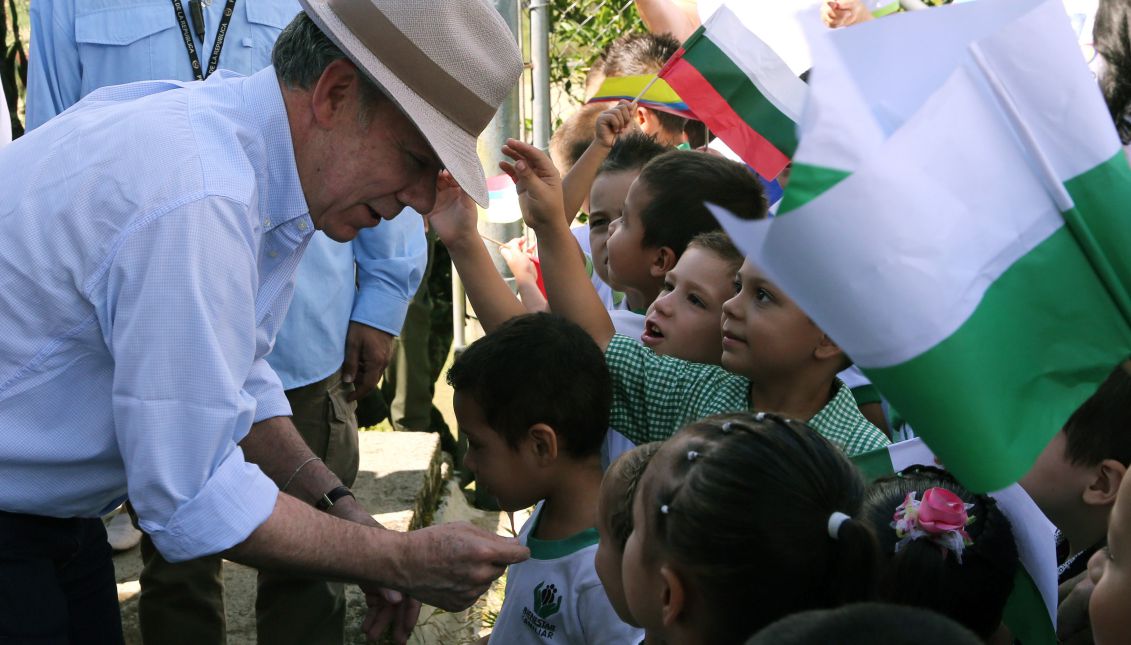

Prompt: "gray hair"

[272,12,388,121]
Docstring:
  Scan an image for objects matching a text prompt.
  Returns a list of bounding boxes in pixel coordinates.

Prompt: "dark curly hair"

[446,313,610,458]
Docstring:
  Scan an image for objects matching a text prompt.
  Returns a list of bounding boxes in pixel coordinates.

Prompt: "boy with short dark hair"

[447,313,643,644]
[1021,359,1131,581]
[602,146,765,312]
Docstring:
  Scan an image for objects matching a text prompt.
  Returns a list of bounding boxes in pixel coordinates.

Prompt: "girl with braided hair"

[862,466,1020,644]
[620,412,880,643]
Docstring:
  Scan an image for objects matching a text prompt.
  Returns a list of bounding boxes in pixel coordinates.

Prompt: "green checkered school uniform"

[605,334,890,457]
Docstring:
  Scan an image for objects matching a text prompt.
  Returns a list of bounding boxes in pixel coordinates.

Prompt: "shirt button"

[268,250,278,258]
[263,218,272,228]
[297,221,308,231]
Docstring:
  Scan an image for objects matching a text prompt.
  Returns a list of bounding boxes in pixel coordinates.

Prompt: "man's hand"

[361,586,422,644]
[426,172,480,250]
[342,323,394,402]
[499,138,565,232]
[593,101,637,149]
[397,522,529,611]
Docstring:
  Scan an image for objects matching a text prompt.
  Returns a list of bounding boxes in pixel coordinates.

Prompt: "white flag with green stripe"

[713,0,1131,492]
[853,439,1058,644]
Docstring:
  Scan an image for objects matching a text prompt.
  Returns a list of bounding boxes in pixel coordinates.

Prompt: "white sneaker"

[106,509,142,552]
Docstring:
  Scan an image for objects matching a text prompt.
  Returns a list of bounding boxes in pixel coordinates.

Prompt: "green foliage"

[549,0,645,107]
[3,0,30,135]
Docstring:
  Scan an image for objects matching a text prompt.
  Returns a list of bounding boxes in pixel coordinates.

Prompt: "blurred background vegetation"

[548,0,645,114]
[2,0,28,137]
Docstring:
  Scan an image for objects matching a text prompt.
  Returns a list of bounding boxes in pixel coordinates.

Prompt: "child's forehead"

[740,259,794,293]
[675,246,732,277]
[739,258,768,280]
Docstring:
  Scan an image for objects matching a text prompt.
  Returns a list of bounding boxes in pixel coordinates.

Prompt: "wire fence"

[536,0,646,132]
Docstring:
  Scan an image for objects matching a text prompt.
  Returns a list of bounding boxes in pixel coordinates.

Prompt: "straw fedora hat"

[298,0,523,207]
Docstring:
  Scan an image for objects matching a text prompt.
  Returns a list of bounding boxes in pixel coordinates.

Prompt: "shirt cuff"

[140,446,278,562]
[245,358,292,426]
[351,292,412,337]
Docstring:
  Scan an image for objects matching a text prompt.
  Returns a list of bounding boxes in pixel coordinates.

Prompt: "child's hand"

[500,238,539,286]
[820,0,873,28]
[499,139,565,231]
[424,171,478,248]
[593,101,637,149]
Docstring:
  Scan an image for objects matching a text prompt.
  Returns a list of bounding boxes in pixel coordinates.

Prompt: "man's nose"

[400,172,439,215]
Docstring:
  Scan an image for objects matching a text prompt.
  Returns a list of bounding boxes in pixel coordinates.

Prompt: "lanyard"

[172,0,237,81]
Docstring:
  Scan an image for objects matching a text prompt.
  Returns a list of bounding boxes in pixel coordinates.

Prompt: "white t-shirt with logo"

[489,502,643,644]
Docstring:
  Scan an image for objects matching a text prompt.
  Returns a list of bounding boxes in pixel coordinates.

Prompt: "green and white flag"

[853,439,1058,643]
[713,0,1131,492]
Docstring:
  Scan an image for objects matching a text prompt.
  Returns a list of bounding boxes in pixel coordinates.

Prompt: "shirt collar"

[809,378,855,427]
[243,67,311,229]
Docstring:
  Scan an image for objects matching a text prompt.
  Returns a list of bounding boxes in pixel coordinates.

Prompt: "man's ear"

[649,246,678,278]
[813,332,844,363]
[1083,459,1127,507]
[310,58,361,128]
[527,423,559,465]
[659,563,687,627]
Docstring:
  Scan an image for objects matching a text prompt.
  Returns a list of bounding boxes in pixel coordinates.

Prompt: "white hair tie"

[827,512,851,540]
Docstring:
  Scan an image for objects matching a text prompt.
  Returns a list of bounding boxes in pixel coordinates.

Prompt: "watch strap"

[315,485,355,511]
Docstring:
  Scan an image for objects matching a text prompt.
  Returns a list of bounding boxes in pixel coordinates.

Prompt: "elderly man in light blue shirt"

[0,3,529,643]
[26,3,427,643]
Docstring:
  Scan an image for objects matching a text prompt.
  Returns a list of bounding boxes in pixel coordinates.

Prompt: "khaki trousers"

[136,371,358,645]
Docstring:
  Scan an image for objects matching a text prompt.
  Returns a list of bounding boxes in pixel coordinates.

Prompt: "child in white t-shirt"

[447,313,643,644]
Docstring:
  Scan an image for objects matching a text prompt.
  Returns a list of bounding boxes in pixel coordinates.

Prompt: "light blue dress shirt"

[26,0,428,390]
[0,68,311,561]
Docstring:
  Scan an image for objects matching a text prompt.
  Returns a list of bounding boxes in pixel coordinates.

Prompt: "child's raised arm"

[560,101,637,225]
[500,238,549,313]
[425,172,525,333]
[501,139,616,350]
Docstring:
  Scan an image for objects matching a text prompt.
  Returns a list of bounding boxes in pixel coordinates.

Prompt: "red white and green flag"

[853,439,1058,644]
[658,4,807,179]
[712,0,1131,493]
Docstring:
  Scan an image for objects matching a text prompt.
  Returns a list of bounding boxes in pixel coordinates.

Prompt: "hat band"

[327,0,497,135]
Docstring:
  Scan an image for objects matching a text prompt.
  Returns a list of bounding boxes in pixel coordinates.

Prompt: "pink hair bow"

[891,487,975,563]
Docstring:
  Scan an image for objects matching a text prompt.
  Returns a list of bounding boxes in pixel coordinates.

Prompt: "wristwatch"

[315,485,355,511]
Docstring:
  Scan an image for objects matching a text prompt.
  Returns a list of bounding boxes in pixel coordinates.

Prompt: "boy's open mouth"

[642,319,665,346]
